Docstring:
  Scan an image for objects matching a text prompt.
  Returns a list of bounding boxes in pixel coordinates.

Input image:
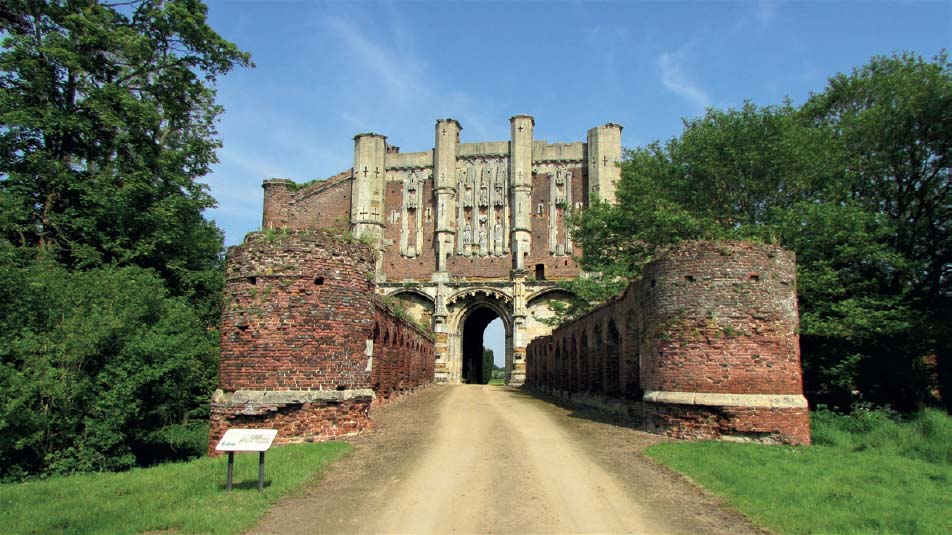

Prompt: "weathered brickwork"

[371,300,436,405]
[257,117,624,385]
[208,230,434,453]
[525,241,811,445]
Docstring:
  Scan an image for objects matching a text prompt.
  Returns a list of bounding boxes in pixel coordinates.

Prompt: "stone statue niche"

[465,166,477,208]
[479,167,491,207]
[406,172,418,209]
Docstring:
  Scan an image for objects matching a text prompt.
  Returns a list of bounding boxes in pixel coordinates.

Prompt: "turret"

[509,115,534,270]
[433,118,461,271]
[351,133,388,249]
[586,123,623,203]
[262,178,293,229]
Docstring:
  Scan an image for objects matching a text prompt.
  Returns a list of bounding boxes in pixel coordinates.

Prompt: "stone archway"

[445,294,513,384]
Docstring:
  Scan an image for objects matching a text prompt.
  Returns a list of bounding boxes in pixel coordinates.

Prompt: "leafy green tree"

[0,0,251,322]
[570,52,950,411]
[0,245,217,480]
[0,0,250,478]
[482,348,494,384]
[803,52,951,410]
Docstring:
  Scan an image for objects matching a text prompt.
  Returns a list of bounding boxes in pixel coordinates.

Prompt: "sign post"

[215,429,278,492]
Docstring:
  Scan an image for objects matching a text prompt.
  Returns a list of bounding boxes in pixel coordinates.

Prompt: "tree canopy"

[0,0,250,480]
[569,52,951,412]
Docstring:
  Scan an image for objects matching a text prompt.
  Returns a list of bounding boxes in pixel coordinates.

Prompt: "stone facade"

[260,116,623,385]
[525,241,811,445]
[213,116,811,447]
[208,230,434,453]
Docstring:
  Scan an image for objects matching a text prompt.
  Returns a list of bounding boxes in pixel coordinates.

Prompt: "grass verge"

[0,441,350,535]
[645,408,952,535]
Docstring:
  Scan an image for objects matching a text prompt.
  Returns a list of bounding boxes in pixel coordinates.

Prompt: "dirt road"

[250,385,764,534]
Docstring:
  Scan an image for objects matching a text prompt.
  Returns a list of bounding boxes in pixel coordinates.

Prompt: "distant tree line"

[562,52,950,413]
[0,0,250,480]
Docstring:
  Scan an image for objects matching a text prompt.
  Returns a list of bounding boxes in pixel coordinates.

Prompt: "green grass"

[0,441,350,535]
[645,408,952,535]
[487,378,506,385]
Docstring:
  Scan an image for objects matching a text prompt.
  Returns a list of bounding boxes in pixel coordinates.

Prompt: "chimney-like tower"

[433,118,461,272]
[586,123,623,203]
[509,115,534,270]
[351,133,388,250]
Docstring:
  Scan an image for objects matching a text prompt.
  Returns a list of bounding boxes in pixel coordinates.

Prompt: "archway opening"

[461,306,501,384]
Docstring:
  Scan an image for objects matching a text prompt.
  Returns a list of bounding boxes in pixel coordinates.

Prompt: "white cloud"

[658,51,712,111]
[322,16,426,106]
[316,13,499,144]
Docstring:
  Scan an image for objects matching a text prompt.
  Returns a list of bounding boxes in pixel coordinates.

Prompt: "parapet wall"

[525,241,810,445]
[208,230,434,453]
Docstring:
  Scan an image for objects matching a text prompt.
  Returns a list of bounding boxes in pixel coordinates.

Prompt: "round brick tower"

[638,241,810,444]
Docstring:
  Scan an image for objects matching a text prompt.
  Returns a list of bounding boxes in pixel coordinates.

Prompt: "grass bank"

[646,408,952,534]
[0,441,350,535]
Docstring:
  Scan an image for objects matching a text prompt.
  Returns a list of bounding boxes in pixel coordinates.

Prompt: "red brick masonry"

[525,241,811,445]
[208,230,434,454]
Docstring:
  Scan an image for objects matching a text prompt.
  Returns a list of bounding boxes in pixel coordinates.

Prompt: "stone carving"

[406,174,418,209]
[494,218,503,244]
[463,184,474,208]
[478,224,487,250]
[463,222,472,245]
[479,184,489,207]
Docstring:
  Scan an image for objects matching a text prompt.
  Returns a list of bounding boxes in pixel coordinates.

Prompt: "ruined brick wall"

[262,171,352,234]
[262,169,588,282]
[209,230,434,453]
[525,241,810,445]
[371,301,435,405]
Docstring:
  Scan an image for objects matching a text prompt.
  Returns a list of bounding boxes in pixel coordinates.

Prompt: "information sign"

[216,429,278,452]
[215,429,278,492]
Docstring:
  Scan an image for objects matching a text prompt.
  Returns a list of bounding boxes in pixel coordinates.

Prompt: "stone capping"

[643,391,808,409]
[226,389,376,404]
[436,117,462,130]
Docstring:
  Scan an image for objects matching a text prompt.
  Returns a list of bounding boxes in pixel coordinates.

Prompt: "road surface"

[249,385,764,534]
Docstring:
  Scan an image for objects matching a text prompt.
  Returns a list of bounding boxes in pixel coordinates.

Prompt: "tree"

[0,0,251,322]
[482,348,494,384]
[0,0,250,478]
[0,247,218,480]
[570,53,951,411]
[802,52,951,410]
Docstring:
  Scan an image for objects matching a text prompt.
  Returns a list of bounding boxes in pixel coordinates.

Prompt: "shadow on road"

[500,386,647,434]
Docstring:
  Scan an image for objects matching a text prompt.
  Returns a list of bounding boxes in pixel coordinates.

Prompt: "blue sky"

[201,0,950,364]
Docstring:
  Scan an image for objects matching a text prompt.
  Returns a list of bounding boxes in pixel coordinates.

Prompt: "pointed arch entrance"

[445,291,513,384]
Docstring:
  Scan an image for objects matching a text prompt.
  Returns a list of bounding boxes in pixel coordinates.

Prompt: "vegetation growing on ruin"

[0,441,350,534]
[379,294,429,333]
[570,51,951,413]
[647,408,952,535]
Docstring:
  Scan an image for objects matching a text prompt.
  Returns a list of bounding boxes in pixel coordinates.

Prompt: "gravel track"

[248,385,765,534]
